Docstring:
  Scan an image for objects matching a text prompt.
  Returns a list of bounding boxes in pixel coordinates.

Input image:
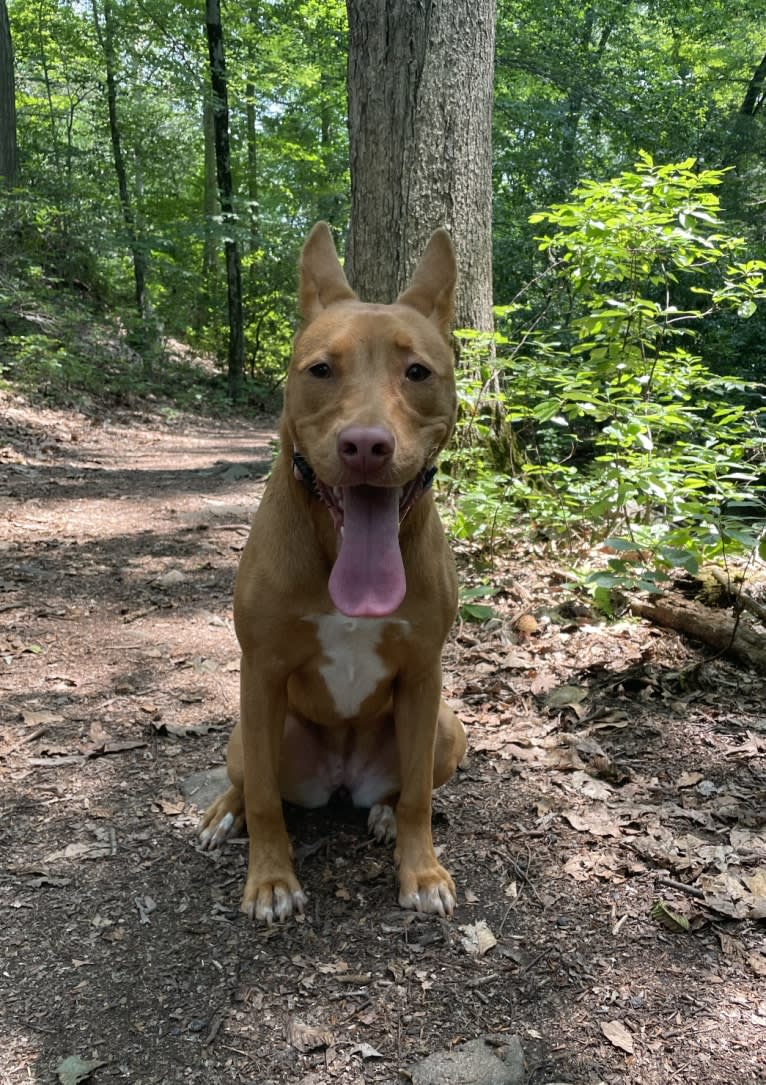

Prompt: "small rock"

[180,767,229,809]
[411,1035,526,1085]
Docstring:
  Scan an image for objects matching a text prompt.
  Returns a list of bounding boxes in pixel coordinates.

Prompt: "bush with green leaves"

[450,155,766,607]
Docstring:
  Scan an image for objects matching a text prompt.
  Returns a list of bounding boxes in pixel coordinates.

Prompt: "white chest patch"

[308,612,409,718]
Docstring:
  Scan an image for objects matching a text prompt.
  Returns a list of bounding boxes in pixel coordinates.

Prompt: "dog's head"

[283,222,457,619]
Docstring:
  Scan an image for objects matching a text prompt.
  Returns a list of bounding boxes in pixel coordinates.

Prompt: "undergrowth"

[0,264,278,416]
[445,156,766,611]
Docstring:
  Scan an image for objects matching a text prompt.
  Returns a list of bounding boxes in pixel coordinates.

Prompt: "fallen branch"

[707,566,766,624]
[656,875,705,900]
[630,593,766,674]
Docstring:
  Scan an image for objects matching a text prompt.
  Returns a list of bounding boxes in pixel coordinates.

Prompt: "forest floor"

[1,386,765,1085]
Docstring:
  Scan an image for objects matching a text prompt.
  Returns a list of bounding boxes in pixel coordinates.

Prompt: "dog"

[199,222,466,924]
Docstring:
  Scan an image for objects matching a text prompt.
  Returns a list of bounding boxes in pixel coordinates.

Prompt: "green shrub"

[450,154,766,602]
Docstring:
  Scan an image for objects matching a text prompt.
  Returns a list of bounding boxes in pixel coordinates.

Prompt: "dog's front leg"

[393,664,457,916]
[239,654,306,924]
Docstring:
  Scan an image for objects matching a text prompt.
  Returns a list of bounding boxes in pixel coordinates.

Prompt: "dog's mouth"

[293,453,436,618]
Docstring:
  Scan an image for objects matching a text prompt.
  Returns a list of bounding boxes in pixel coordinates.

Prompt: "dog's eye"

[308,361,332,379]
[406,363,431,382]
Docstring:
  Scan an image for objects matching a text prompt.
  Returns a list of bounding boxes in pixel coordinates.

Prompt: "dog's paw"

[198,788,245,850]
[368,803,397,844]
[241,877,307,925]
[398,864,456,917]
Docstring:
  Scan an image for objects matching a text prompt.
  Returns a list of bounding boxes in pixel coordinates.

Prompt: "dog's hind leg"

[198,721,246,849]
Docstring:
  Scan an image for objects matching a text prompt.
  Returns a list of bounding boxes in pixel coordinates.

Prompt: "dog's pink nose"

[337,426,395,475]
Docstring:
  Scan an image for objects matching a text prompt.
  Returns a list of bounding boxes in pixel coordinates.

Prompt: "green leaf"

[460,603,496,622]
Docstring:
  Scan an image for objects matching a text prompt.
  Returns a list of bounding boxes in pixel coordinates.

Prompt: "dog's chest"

[306,612,410,719]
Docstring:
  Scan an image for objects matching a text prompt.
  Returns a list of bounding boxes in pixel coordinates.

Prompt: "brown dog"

[199,222,466,923]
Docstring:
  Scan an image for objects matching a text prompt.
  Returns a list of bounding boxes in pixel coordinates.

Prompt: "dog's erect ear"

[397,229,456,336]
[299,222,357,322]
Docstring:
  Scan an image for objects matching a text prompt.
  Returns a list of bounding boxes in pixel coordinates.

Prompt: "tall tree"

[91,0,154,351]
[0,0,18,186]
[344,0,495,332]
[205,0,244,401]
[740,51,766,117]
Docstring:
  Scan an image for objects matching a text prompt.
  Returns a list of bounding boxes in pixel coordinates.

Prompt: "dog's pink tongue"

[329,486,405,617]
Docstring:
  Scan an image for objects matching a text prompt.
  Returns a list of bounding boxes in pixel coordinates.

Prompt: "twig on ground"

[656,875,705,900]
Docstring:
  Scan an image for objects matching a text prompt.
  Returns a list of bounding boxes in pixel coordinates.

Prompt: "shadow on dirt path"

[1,390,765,1085]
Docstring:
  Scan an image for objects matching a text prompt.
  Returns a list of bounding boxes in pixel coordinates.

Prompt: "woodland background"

[2,5,766,1083]
[1,0,765,374]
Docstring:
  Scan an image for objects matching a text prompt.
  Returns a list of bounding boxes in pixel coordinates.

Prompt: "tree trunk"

[740,51,766,116]
[0,0,18,188]
[205,0,244,402]
[38,3,62,178]
[195,93,219,334]
[345,0,495,333]
[245,69,260,313]
[92,0,156,367]
[560,9,614,191]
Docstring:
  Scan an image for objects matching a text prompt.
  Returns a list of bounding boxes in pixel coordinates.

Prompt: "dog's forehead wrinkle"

[298,303,451,372]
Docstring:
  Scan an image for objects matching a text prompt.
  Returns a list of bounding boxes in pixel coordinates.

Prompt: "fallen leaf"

[567,770,613,802]
[45,841,111,863]
[698,871,763,919]
[286,1017,335,1053]
[746,867,766,900]
[725,730,766,758]
[748,952,766,977]
[44,826,116,864]
[529,671,557,695]
[351,1043,384,1060]
[154,569,186,588]
[84,737,147,758]
[22,709,63,726]
[717,931,743,958]
[316,960,349,975]
[56,1055,108,1085]
[504,650,532,668]
[677,772,704,788]
[562,806,622,838]
[154,798,184,816]
[651,899,690,933]
[545,684,589,710]
[600,1019,634,1054]
[459,919,497,957]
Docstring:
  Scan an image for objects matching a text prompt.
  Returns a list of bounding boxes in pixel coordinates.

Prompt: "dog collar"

[292,451,320,495]
[291,450,437,510]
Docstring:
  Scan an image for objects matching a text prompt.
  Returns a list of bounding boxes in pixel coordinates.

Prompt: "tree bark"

[195,93,219,333]
[630,594,766,674]
[345,0,495,332]
[205,0,244,402]
[0,0,18,187]
[92,0,155,364]
[740,51,766,116]
[245,68,260,312]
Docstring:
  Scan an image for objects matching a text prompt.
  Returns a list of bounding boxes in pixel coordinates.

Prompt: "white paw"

[241,886,307,925]
[368,803,397,844]
[399,882,456,917]
[199,811,235,850]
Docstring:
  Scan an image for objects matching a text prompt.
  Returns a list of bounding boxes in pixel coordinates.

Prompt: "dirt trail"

[1,390,765,1085]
